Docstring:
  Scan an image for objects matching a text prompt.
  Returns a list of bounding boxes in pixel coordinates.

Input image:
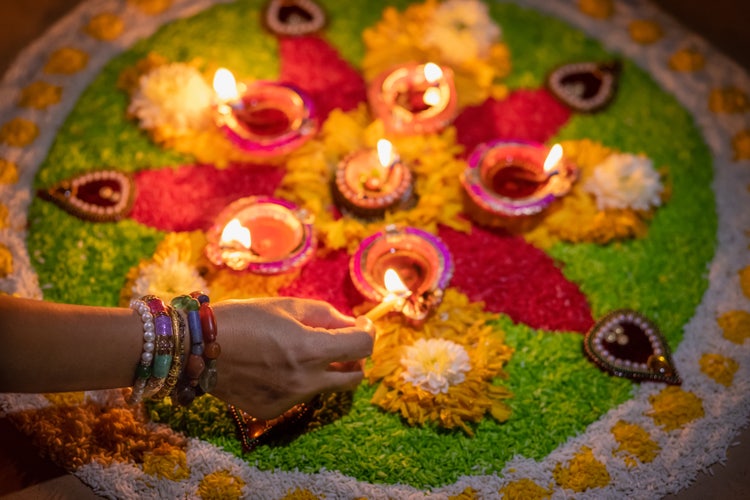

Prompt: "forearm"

[0,296,143,393]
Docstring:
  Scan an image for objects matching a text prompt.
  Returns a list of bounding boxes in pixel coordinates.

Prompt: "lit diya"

[461,140,577,230]
[367,62,457,135]
[332,139,414,218]
[350,225,453,325]
[205,196,315,274]
[213,68,318,156]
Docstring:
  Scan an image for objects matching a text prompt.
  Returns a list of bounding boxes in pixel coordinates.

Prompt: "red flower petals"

[438,225,593,333]
[279,36,367,121]
[454,89,571,156]
[131,163,284,231]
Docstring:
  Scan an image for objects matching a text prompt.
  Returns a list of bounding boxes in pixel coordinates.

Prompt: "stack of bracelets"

[128,291,220,406]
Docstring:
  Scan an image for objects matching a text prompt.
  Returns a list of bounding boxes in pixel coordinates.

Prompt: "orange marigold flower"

[84,13,125,41]
[628,20,663,44]
[0,159,19,184]
[740,265,750,297]
[668,47,705,72]
[578,0,614,19]
[0,243,12,278]
[709,87,750,113]
[18,81,62,109]
[0,118,39,147]
[44,47,89,74]
[129,0,173,15]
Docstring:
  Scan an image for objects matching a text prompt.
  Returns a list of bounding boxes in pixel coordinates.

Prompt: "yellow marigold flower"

[84,13,125,41]
[699,353,739,387]
[44,392,86,406]
[709,87,750,113]
[129,0,172,15]
[646,386,704,431]
[553,446,610,492]
[17,81,62,109]
[717,310,750,344]
[668,47,705,72]
[197,470,246,500]
[524,139,659,248]
[578,0,613,19]
[499,478,552,499]
[0,159,19,184]
[277,105,469,252]
[362,0,511,108]
[44,47,89,74]
[367,288,513,434]
[741,265,750,298]
[280,488,321,500]
[628,20,663,45]
[0,243,12,278]
[117,52,170,95]
[611,420,660,464]
[142,445,190,480]
[0,118,39,147]
[450,486,479,500]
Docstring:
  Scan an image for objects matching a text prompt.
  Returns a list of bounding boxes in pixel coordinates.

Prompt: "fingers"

[289,299,357,330]
[317,369,365,394]
[311,326,374,363]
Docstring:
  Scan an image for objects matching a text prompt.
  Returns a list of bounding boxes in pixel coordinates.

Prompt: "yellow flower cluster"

[17,81,62,110]
[524,139,664,248]
[610,420,660,465]
[44,47,89,75]
[129,0,173,15]
[0,243,12,278]
[646,386,704,432]
[361,0,511,108]
[121,231,296,306]
[552,446,611,492]
[197,470,246,499]
[709,87,750,113]
[577,0,614,19]
[366,288,513,435]
[628,20,663,45]
[84,13,125,42]
[0,117,39,147]
[277,104,470,252]
[0,159,19,184]
[668,47,705,72]
[142,445,190,480]
[498,478,552,499]
[717,310,750,344]
[699,353,739,387]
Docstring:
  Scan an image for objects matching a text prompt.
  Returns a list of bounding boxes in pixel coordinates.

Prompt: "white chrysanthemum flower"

[584,153,664,211]
[401,338,471,394]
[423,0,501,65]
[128,63,214,133]
[131,253,208,303]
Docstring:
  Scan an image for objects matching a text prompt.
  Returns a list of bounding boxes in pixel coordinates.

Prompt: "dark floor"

[1,1,749,498]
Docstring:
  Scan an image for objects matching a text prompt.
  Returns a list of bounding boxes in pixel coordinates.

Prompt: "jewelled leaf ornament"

[37,170,135,222]
[546,61,621,113]
[264,0,326,36]
[584,309,681,384]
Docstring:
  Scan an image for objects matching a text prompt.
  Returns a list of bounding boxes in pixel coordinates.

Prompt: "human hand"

[210,297,374,419]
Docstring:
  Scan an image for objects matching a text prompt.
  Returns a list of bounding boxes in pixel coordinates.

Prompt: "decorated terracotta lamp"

[350,225,453,325]
[368,62,457,135]
[213,68,318,156]
[205,196,315,274]
[332,139,414,218]
[461,140,577,231]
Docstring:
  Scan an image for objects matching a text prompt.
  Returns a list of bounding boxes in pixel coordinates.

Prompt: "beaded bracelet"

[141,295,175,399]
[129,298,156,405]
[155,306,185,400]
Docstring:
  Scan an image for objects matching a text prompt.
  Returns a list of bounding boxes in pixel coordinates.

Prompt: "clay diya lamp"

[461,140,577,232]
[205,196,315,274]
[332,139,414,219]
[367,62,457,135]
[350,225,453,326]
[213,68,318,156]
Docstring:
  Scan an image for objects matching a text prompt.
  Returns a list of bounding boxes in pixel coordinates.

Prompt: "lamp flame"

[221,218,251,248]
[422,87,442,106]
[213,67,240,102]
[384,268,410,296]
[423,62,443,84]
[544,143,563,173]
[377,139,396,168]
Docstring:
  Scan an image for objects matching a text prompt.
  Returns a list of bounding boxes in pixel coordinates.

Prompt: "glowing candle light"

[213,67,240,103]
[423,62,443,83]
[544,143,563,176]
[364,268,412,321]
